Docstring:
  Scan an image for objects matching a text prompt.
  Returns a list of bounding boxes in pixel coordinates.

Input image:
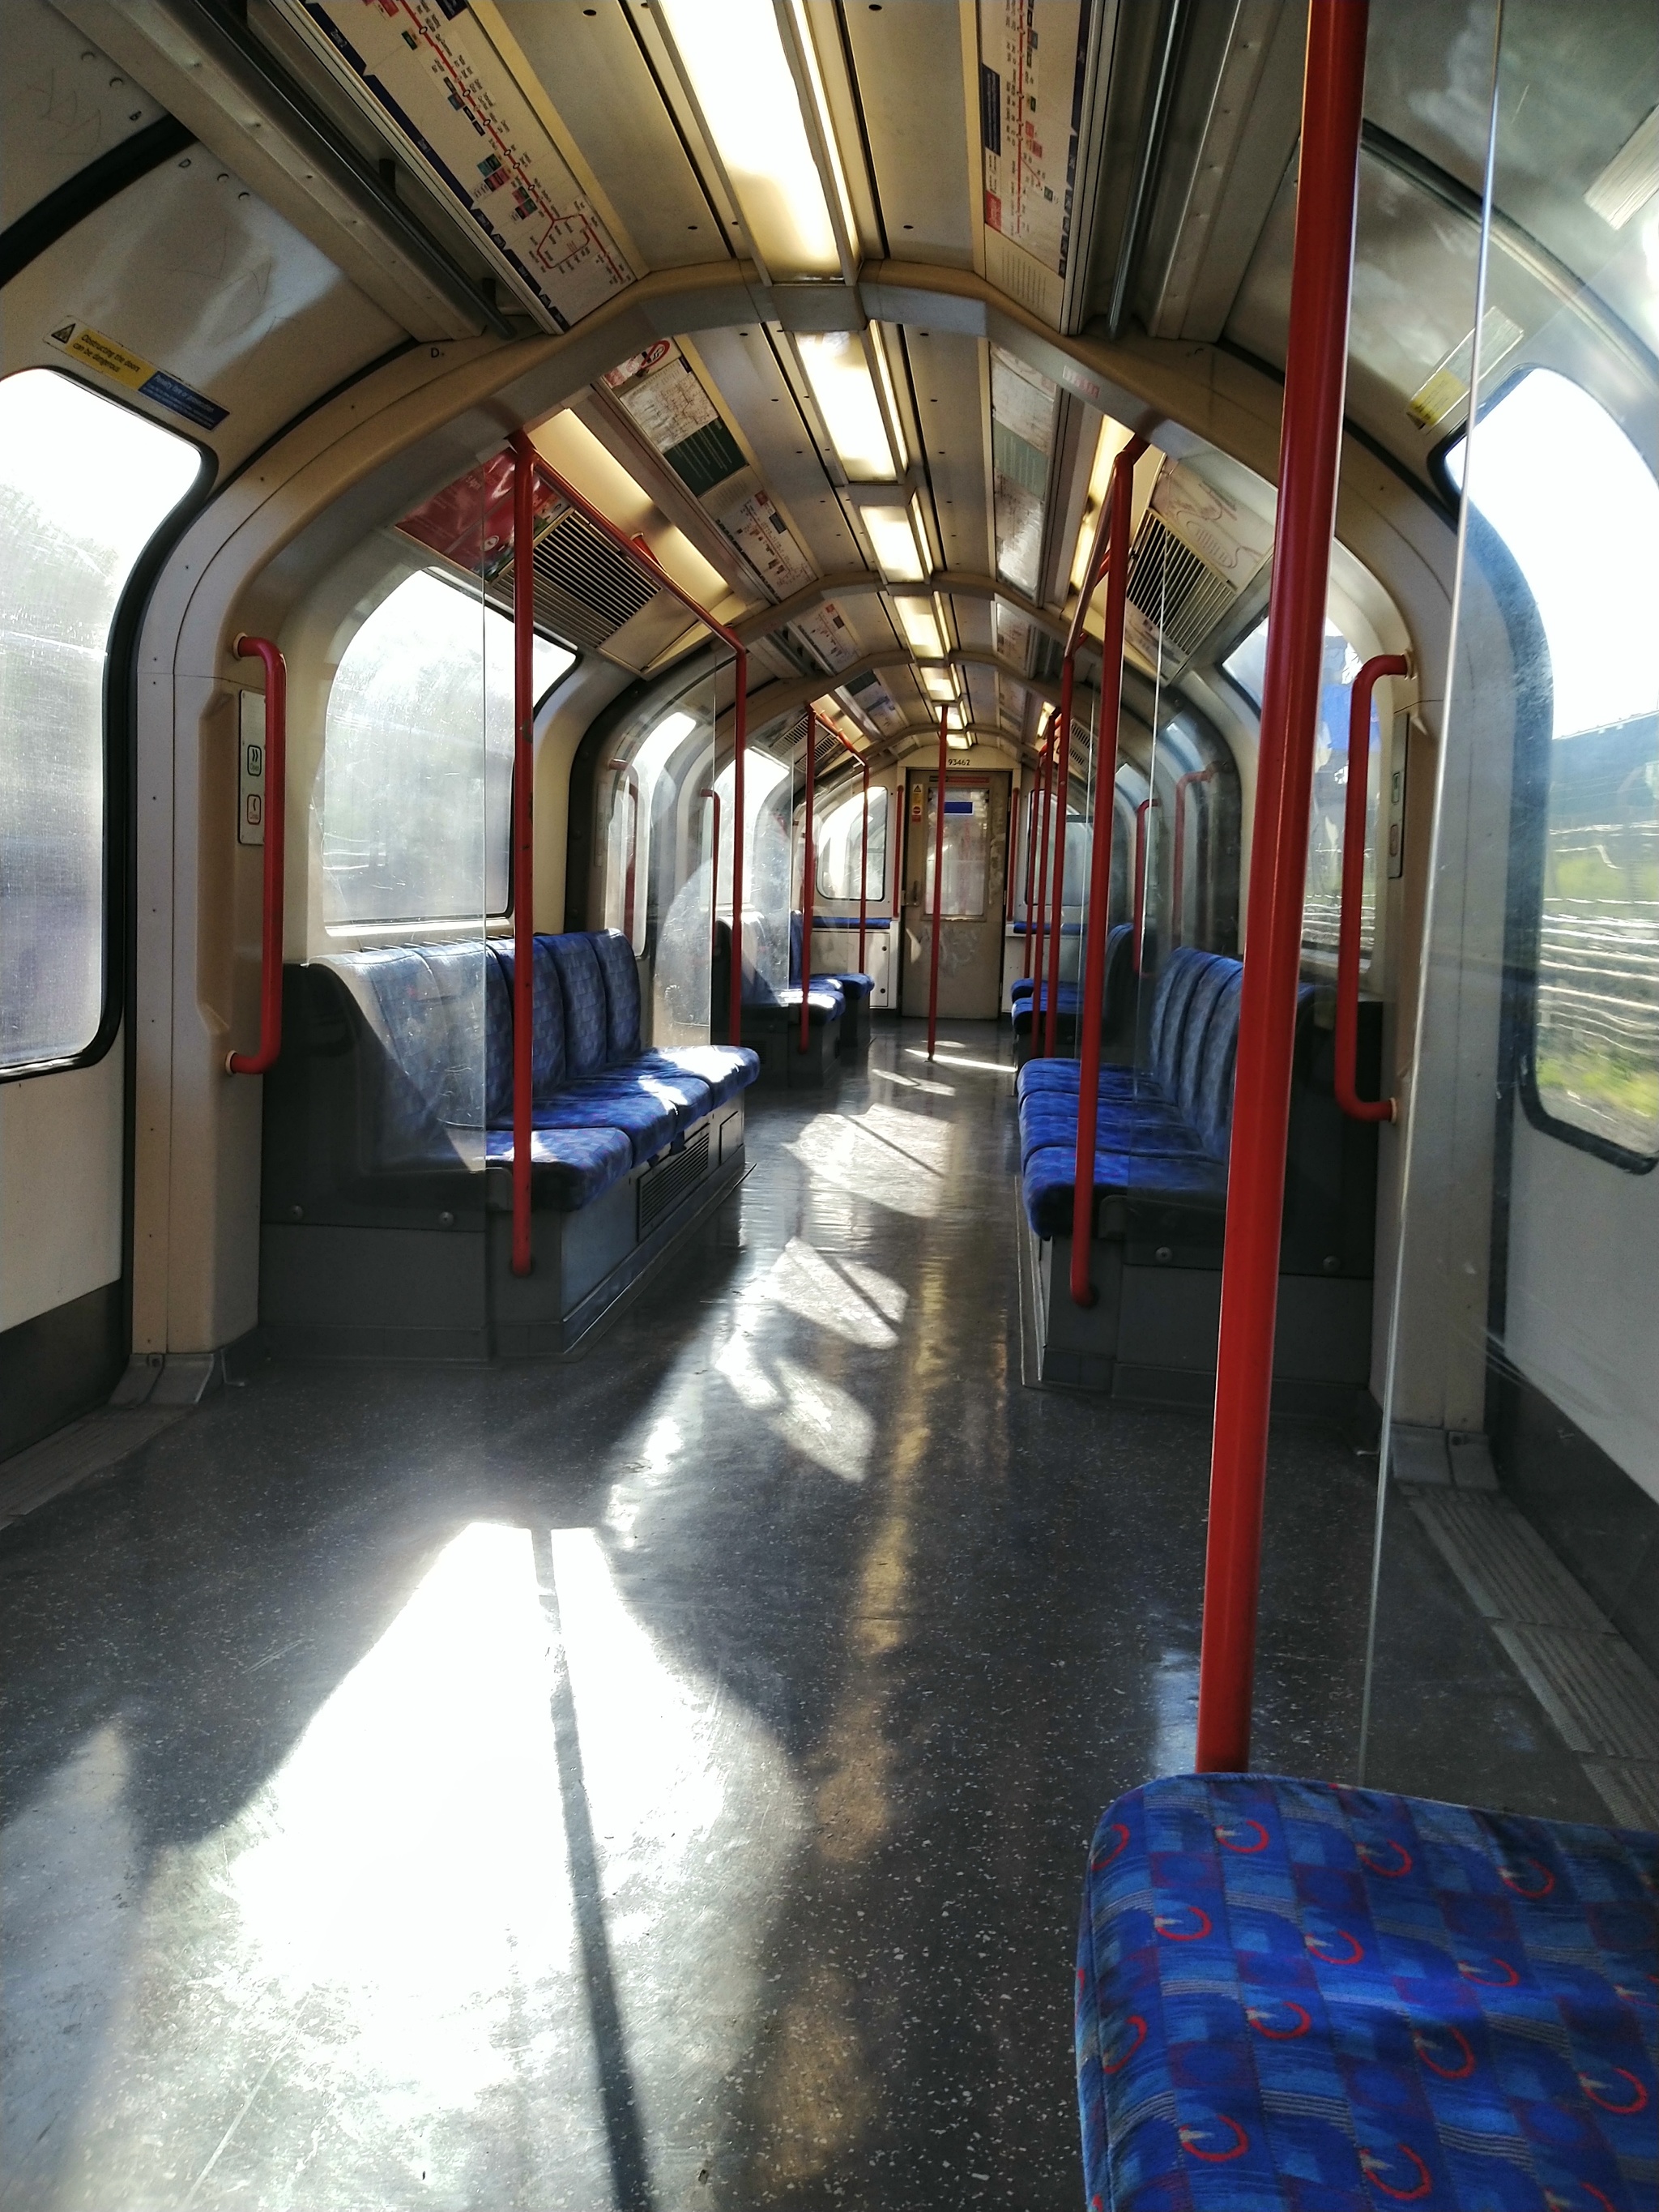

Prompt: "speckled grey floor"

[0,1020,1601,2211]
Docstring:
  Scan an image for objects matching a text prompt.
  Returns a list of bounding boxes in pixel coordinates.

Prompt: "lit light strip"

[797,331,901,480]
[656,0,840,280]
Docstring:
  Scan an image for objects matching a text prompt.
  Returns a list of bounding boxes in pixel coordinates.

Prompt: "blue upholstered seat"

[1015,949,1309,1240]
[1077,1774,1658,2212]
[321,929,757,1211]
[791,911,873,1001]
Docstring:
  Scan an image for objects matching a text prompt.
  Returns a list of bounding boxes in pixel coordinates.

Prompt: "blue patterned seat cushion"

[548,934,612,1076]
[1077,1774,1658,2212]
[1018,1093,1212,1163]
[818,971,875,999]
[483,1125,631,1211]
[527,1070,678,1164]
[590,928,644,1059]
[1023,1144,1226,1238]
[635,1044,758,1112]
[489,941,566,1104]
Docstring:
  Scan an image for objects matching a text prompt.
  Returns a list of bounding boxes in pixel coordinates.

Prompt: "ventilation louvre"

[518,509,659,651]
[638,1126,710,1236]
[1124,510,1238,661]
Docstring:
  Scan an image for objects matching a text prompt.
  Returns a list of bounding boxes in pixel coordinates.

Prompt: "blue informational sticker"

[138,368,228,429]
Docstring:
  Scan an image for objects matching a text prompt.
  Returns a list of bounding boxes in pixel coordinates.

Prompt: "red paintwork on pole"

[509,433,536,1276]
[1030,718,1056,1055]
[1337,654,1408,1121]
[800,708,817,1055]
[1068,436,1147,1307]
[227,635,287,1076]
[1132,798,1152,973]
[699,787,721,992]
[926,704,949,1059]
[525,450,747,1048]
[1195,0,1371,1777]
[1021,784,1039,979]
[1171,765,1216,947]
[1043,657,1076,1055]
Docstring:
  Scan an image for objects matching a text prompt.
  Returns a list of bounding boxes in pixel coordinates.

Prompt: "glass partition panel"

[1360,14,1659,1825]
[923,781,990,917]
[0,369,198,1070]
[602,675,721,1045]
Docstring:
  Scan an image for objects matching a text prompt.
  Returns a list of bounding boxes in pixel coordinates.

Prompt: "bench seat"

[1077,1773,1658,2212]
[1010,925,1135,1059]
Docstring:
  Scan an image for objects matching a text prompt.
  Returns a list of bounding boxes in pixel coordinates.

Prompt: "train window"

[813,787,888,902]
[1223,615,1383,961]
[1,369,198,1071]
[924,784,990,919]
[320,570,571,927]
[1448,369,1659,1163]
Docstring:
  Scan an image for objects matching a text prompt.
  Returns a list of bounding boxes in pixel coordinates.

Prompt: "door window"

[923,783,989,918]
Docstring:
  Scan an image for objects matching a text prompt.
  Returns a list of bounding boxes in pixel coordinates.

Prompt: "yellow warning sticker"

[53,322,156,391]
[45,321,229,429]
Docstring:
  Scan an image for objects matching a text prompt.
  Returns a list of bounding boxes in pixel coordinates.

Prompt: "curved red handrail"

[1068,435,1147,1305]
[1336,655,1409,1121]
[226,634,287,1077]
[1196,0,1371,1776]
[926,703,949,1058]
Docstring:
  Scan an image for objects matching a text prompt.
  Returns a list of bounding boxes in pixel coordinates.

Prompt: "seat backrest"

[547,934,611,1076]
[315,942,499,1167]
[490,939,567,1104]
[589,929,642,1059]
[1145,946,1214,1080]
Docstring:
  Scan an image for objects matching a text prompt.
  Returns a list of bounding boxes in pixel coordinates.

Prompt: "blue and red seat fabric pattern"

[1076,1774,1657,2211]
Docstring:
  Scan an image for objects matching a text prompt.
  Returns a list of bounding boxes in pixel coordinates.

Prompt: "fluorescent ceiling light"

[946,733,972,750]
[797,331,899,480]
[893,596,945,662]
[864,504,926,582]
[658,0,840,279]
[920,668,957,701]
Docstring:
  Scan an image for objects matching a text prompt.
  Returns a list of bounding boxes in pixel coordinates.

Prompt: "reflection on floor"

[0,1020,1606,2210]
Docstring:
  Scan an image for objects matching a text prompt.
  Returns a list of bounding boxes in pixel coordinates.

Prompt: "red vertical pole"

[699,787,721,1008]
[1021,784,1039,979]
[1336,654,1408,1121]
[728,651,748,1048]
[509,431,536,1277]
[858,755,870,977]
[1030,720,1056,1055]
[800,707,817,1054]
[926,703,949,1058]
[227,635,287,1075]
[1043,659,1077,1055]
[1132,797,1151,973]
[1068,436,1147,1306]
[1195,0,1371,1775]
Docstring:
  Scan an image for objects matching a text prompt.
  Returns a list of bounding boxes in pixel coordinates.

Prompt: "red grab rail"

[1030,713,1057,1052]
[227,634,287,1077]
[1195,0,1371,1775]
[1046,485,1118,1055]
[523,449,748,1045]
[1337,654,1408,1121]
[1171,764,1215,947]
[926,702,949,1059]
[800,708,817,1054]
[1068,435,1147,1305]
[510,433,537,1274]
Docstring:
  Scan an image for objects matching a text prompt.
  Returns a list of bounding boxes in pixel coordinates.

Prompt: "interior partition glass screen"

[0,369,198,1070]
[923,783,989,918]
[320,570,569,926]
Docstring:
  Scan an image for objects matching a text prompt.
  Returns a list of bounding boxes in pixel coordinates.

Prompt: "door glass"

[1359,16,1659,1825]
[923,781,989,917]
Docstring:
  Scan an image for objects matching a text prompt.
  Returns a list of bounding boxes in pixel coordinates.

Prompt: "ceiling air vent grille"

[1125,511,1237,661]
[524,510,659,650]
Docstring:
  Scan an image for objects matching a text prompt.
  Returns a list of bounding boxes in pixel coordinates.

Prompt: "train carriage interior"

[1,0,1656,2206]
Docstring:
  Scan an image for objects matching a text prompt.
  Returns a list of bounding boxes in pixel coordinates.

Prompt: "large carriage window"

[1448,369,1659,1161]
[1223,614,1382,961]
[813,787,887,901]
[1,370,197,1070]
[321,571,570,925]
